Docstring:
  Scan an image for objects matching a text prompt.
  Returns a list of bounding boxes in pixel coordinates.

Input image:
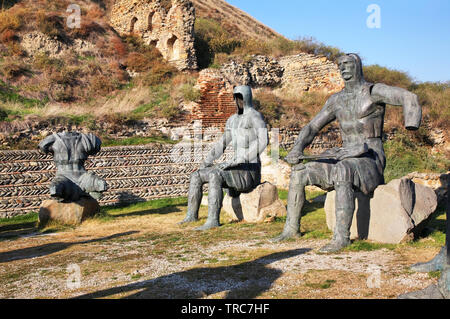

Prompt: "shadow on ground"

[73,248,311,299]
[0,231,139,263]
[0,222,38,241]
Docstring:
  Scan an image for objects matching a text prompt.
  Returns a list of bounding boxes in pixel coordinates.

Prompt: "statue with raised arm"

[179,85,269,230]
[273,53,422,252]
[39,130,108,202]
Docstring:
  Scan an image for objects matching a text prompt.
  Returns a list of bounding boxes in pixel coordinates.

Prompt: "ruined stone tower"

[110,0,198,70]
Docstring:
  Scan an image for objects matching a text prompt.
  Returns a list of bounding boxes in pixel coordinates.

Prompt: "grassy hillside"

[0,0,448,177]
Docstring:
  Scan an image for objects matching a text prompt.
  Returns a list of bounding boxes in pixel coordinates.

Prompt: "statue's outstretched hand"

[200,161,213,169]
[284,150,302,165]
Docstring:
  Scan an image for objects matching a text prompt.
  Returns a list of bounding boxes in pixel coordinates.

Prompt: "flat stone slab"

[222,182,286,223]
[39,197,100,226]
[325,178,438,244]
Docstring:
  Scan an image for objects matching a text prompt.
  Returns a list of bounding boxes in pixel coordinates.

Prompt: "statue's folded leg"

[50,176,83,202]
[78,172,107,200]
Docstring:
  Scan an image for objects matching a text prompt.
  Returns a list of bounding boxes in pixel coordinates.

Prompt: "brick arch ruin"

[110,0,197,70]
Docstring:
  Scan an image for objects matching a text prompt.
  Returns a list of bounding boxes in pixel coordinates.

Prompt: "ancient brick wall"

[278,53,344,93]
[110,0,197,70]
[186,69,236,128]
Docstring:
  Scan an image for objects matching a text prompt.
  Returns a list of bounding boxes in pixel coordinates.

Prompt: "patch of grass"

[102,136,177,147]
[428,271,441,279]
[0,212,38,226]
[383,132,449,183]
[98,197,188,220]
[305,279,336,289]
[345,241,396,252]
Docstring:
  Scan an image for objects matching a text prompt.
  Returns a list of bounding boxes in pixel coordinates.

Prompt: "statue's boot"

[179,172,202,224]
[319,182,354,253]
[195,172,223,231]
[410,246,447,273]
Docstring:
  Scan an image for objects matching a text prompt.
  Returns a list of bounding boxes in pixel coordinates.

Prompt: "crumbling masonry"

[110,0,197,70]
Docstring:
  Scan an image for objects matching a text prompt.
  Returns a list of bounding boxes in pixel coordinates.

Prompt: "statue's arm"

[203,118,233,167]
[371,83,422,130]
[38,134,56,154]
[286,96,337,164]
[82,133,102,156]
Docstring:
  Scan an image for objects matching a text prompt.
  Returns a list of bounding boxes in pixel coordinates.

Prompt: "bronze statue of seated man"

[273,53,422,252]
[180,85,268,230]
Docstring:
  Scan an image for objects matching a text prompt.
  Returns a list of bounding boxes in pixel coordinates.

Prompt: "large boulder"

[39,197,100,226]
[222,182,286,223]
[325,178,438,244]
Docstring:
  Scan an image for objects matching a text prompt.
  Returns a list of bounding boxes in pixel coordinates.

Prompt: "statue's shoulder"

[226,114,238,127]
[323,92,341,110]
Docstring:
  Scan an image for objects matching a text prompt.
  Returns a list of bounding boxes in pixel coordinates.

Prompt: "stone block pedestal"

[325,178,438,244]
[222,182,286,223]
[39,197,100,226]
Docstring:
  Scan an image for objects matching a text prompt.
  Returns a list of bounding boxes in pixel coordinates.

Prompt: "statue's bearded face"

[338,56,357,81]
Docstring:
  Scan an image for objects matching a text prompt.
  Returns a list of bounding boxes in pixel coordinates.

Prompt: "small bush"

[0,108,8,121]
[108,36,127,57]
[1,60,30,79]
[90,74,117,96]
[0,9,23,33]
[0,29,16,43]
[253,89,283,127]
[180,83,201,102]
[138,63,177,87]
[70,21,106,39]
[125,52,153,72]
[37,12,66,41]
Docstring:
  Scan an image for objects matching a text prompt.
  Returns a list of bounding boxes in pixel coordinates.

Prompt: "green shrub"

[383,132,449,182]
[0,107,7,120]
[363,65,413,88]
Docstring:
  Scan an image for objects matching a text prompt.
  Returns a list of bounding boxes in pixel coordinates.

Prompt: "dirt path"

[0,205,441,299]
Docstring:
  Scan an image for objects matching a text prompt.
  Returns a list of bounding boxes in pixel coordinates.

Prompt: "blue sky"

[227,0,450,83]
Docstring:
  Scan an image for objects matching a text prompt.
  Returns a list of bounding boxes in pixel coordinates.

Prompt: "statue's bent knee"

[290,169,308,188]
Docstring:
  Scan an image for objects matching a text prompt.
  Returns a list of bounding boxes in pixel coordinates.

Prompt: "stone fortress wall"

[0,143,232,218]
[110,0,197,70]
[278,53,344,93]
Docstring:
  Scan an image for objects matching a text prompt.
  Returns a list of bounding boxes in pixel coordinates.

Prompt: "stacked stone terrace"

[279,53,344,93]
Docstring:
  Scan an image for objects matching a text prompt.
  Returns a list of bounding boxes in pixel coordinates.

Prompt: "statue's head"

[233,85,253,115]
[337,53,365,84]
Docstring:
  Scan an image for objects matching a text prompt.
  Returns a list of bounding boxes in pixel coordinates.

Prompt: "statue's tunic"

[39,132,104,200]
[302,82,420,195]
[219,110,263,193]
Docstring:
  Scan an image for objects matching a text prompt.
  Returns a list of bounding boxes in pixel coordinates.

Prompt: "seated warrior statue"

[39,130,108,202]
[180,85,268,230]
[274,53,422,252]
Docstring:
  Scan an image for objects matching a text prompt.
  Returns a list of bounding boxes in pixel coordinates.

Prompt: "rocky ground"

[0,192,445,300]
